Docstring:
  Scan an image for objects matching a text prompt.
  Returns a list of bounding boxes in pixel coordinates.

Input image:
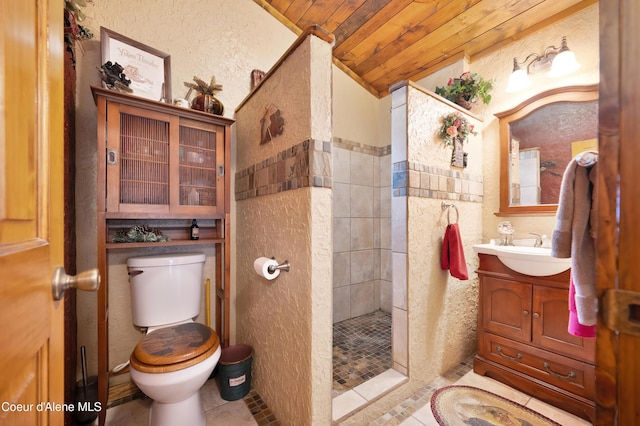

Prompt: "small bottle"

[190,219,200,240]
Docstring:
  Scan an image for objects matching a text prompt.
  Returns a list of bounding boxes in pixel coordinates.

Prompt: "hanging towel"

[568,273,596,338]
[441,223,469,280]
[551,153,598,326]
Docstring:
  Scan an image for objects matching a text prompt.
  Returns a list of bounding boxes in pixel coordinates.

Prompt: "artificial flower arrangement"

[435,71,493,109]
[438,112,476,147]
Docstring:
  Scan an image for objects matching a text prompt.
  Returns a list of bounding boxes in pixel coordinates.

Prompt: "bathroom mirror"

[496,84,599,215]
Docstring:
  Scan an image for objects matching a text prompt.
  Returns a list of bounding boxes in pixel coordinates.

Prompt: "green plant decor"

[435,72,494,108]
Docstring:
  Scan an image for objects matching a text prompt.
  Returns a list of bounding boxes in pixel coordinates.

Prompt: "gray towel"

[551,154,598,326]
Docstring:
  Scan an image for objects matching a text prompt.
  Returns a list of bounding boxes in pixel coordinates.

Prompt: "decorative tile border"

[333,137,391,157]
[235,138,393,201]
[392,161,483,202]
[244,388,281,425]
[235,139,332,201]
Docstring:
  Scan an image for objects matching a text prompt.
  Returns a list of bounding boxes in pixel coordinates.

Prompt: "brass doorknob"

[51,267,100,301]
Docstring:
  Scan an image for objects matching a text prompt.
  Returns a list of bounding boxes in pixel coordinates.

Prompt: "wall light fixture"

[506,36,580,93]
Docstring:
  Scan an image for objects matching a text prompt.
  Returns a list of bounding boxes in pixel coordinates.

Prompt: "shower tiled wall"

[332,139,392,323]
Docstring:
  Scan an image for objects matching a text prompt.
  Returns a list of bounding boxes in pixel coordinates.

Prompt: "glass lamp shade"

[549,49,580,77]
[505,68,532,93]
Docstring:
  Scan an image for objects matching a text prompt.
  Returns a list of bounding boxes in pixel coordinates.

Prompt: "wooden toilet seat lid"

[130,323,219,374]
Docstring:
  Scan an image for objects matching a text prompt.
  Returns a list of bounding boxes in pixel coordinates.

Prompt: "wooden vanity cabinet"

[91,86,234,425]
[474,254,595,423]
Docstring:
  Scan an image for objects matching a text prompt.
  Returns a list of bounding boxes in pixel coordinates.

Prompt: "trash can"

[217,344,253,401]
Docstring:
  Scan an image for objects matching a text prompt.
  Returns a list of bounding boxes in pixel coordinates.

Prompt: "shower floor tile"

[332,310,392,397]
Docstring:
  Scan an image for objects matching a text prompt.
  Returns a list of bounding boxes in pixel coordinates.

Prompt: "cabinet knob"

[533,312,540,319]
[523,310,529,317]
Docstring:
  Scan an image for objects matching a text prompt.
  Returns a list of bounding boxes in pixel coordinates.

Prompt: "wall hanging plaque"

[451,137,468,168]
[260,105,285,144]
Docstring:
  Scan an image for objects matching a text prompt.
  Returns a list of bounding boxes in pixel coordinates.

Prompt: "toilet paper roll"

[253,257,280,280]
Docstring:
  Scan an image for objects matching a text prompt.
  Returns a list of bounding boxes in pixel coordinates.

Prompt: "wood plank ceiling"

[254,0,597,98]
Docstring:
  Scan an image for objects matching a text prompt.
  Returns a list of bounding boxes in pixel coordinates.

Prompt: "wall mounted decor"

[451,138,468,168]
[438,112,475,168]
[251,69,266,90]
[260,104,285,144]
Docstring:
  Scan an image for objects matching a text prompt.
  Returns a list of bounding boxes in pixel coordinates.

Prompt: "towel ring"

[441,201,459,225]
[575,150,598,167]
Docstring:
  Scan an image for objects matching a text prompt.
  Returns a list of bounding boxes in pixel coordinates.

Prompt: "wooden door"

[0,0,65,425]
[598,1,640,424]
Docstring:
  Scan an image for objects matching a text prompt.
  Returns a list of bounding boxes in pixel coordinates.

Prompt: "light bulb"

[549,50,580,77]
[506,68,532,93]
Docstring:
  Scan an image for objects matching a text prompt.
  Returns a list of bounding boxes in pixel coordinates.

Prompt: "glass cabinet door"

[175,118,225,214]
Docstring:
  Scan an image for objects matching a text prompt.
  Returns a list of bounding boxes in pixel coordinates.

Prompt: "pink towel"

[568,273,596,338]
[441,224,469,280]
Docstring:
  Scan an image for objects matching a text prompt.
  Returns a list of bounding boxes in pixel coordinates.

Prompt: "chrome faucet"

[529,233,543,247]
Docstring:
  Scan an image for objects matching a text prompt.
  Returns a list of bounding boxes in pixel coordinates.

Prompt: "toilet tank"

[127,253,206,327]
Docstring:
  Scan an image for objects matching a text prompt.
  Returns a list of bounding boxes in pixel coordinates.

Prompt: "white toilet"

[126,253,221,426]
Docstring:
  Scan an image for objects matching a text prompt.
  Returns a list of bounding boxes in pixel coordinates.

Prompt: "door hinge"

[602,289,640,336]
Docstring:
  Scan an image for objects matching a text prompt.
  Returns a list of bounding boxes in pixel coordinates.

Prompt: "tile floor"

[103,380,278,426]
[369,358,592,425]
[102,312,589,425]
[102,357,591,425]
[333,310,392,397]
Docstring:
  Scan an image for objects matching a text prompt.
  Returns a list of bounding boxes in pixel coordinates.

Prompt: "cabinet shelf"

[106,238,225,250]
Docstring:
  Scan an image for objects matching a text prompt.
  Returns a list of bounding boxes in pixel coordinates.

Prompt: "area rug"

[431,385,561,426]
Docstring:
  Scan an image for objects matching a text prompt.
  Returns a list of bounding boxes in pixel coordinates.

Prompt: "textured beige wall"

[235,35,333,425]
[404,87,483,375]
[73,0,296,384]
[333,69,381,146]
[455,4,598,243]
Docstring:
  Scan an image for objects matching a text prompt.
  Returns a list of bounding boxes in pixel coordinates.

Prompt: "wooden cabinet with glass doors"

[91,86,233,425]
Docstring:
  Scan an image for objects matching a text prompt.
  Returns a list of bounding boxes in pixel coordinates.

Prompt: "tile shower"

[332,139,393,393]
[332,138,392,322]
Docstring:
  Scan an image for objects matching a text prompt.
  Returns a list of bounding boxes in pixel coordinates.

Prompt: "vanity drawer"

[482,332,595,400]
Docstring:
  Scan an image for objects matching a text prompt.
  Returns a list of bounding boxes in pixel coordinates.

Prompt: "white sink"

[473,243,571,276]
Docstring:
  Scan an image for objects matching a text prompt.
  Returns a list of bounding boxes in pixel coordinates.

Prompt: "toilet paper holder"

[268,258,291,274]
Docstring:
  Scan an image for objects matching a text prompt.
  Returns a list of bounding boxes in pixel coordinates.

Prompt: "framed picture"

[100,27,171,102]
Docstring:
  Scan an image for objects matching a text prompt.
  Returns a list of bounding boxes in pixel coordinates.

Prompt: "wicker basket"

[455,93,476,110]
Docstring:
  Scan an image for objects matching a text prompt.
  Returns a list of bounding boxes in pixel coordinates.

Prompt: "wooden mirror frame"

[495,84,599,216]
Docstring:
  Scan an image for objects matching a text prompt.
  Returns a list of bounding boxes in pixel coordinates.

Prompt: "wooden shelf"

[106,238,225,250]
